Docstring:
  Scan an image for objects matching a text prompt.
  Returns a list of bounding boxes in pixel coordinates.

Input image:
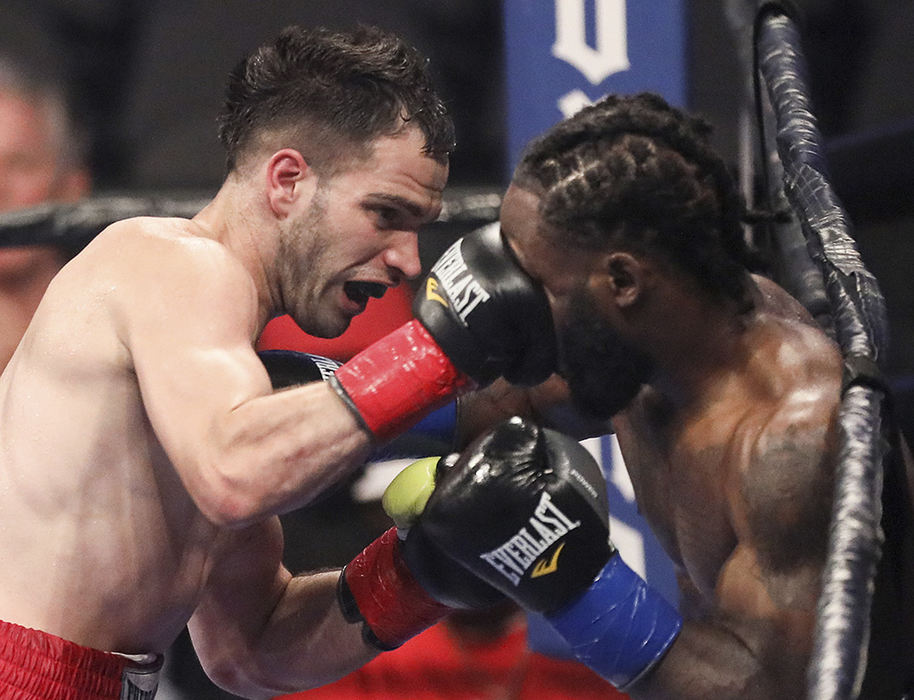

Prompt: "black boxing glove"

[416,418,612,609]
[337,456,502,651]
[382,455,504,610]
[329,223,557,442]
[412,222,557,386]
[258,350,342,389]
[415,418,683,690]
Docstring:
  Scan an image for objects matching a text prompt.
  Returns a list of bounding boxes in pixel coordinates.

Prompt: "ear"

[602,252,649,308]
[265,149,313,218]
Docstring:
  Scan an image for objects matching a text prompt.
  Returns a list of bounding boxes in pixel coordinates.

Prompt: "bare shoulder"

[748,274,842,385]
[66,217,257,328]
[727,280,844,574]
[73,217,244,284]
[750,274,818,325]
[729,366,839,577]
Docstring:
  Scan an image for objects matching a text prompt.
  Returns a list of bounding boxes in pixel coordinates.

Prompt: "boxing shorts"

[0,619,162,699]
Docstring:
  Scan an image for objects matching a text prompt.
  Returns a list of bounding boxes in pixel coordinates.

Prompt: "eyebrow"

[366,193,428,220]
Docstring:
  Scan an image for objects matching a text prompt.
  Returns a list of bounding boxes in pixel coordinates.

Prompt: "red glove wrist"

[339,527,453,650]
[330,319,475,442]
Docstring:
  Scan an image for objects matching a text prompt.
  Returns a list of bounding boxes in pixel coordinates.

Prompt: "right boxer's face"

[556,286,653,419]
[500,182,651,419]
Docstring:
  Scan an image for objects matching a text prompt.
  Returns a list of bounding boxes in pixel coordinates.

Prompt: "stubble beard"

[278,187,347,339]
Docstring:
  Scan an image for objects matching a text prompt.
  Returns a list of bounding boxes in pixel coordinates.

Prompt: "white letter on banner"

[557,88,596,118]
[552,0,630,85]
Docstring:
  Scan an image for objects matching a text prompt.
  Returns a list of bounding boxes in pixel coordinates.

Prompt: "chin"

[293,312,351,340]
[313,321,350,340]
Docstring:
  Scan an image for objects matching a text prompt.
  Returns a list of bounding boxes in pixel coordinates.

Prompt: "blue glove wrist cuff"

[546,553,682,689]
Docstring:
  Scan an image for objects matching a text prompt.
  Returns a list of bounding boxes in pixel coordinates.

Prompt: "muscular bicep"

[719,407,837,649]
[122,231,268,456]
[191,519,374,696]
[190,517,291,687]
[118,226,370,524]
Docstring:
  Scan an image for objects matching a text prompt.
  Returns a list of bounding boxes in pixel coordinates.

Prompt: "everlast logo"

[427,241,491,322]
[310,355,342,382]
[479,492,581,586]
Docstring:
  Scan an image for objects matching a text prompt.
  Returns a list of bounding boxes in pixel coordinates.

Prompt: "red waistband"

[0,618,156,699]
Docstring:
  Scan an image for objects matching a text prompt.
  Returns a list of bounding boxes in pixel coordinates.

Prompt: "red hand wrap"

[332,319,474,442]
[343,527,452,649]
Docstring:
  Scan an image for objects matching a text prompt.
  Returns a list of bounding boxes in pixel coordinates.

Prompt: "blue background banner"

[503,0,687,172]
[502,1,686,651]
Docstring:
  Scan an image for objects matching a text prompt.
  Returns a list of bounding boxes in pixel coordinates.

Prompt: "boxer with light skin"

[0,25,560,699]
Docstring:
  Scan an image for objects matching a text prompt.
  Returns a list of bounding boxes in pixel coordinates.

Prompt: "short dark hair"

[217,24,455,173]
[515,92,756,308]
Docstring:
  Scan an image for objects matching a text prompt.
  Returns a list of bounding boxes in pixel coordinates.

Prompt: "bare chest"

[0,362,220,651]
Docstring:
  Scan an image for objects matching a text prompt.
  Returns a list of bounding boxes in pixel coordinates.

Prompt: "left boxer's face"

[282,125,447,338]
[501,182,652,419]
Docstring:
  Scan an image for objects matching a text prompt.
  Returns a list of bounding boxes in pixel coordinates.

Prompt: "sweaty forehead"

[361,127,448,216]
[500,182,593,294]
[500,184,550,273]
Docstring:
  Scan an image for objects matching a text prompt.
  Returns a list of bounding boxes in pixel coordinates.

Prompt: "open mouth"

[343,281,388,306]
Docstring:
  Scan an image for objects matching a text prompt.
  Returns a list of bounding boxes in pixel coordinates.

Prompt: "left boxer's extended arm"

[120,228,374,528]
[131,224,554,529]
[189,518,374,698]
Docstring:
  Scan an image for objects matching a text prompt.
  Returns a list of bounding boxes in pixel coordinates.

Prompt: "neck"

[640,282,752,408]
[193,177,279,330]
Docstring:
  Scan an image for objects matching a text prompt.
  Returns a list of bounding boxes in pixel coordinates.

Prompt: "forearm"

[625,616,807,700]
[455,376,611,449]
[544,558,805,699]
[196,382,373,526]
[200,569,379,699]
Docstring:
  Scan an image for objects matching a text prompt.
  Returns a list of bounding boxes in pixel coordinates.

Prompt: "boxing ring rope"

[0,194,212,250]
[0,8,890,695]
[753,3,891,698]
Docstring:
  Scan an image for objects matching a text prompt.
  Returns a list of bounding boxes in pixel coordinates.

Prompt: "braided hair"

[514,92,758,309]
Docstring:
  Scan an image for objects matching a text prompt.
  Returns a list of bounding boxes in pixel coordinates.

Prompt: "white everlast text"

[479,492,581,586]
[431,241,492,323]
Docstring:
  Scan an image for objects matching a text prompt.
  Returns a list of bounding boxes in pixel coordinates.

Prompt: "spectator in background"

[0,51,91,373]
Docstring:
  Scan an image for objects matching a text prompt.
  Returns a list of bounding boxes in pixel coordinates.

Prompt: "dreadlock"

[514,92,760,309]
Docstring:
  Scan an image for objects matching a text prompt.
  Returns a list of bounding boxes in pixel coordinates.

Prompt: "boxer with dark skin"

[478,93,914,698]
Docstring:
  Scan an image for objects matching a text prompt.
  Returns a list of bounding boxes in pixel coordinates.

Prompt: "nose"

[383,230,422,281]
